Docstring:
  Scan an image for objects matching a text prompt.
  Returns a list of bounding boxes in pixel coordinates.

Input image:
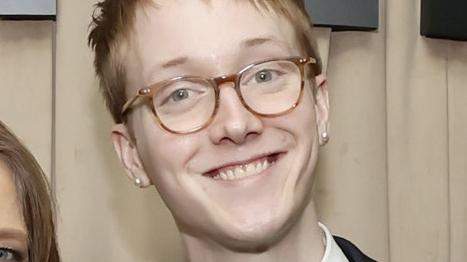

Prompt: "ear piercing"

[134,177,143,187]
[321,132,329,145]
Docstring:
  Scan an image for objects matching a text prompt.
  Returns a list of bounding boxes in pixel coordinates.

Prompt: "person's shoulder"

[333,236,378,262]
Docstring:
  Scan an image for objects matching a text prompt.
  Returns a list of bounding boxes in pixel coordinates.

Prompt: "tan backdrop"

[0,0,466,261]
[0,21,53,180]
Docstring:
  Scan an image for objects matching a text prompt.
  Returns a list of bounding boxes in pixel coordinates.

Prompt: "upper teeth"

[213,158,271,181]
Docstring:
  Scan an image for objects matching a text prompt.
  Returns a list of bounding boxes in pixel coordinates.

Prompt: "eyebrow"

[159,37,280,70]
[161,56,189,69]
[241,37,274,48]
[0,228,28,244]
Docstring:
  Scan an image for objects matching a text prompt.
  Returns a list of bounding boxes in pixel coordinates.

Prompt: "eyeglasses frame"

[121,56,316,134]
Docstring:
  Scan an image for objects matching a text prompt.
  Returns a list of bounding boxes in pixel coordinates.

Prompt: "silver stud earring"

[321,132,329,145]
[134,177,142,187]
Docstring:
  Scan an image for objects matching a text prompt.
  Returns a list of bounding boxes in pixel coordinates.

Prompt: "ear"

[314,74,330,146]
[111,124,152,188]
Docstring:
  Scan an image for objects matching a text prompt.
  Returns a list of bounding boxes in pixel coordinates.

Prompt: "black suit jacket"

[334,236,377,262]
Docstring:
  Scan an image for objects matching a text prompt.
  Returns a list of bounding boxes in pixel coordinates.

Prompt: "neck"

[180,202,325,262]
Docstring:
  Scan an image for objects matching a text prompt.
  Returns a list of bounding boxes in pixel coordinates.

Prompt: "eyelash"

[0,247,24,261]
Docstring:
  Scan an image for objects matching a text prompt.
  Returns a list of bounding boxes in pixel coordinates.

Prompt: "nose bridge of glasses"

[211,74,238,88]
[211,73,248,111]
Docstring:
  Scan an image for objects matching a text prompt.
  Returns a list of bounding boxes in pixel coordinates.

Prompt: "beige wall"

[1,0,466,261]
[448,42,467,262]
[0,21,53,179]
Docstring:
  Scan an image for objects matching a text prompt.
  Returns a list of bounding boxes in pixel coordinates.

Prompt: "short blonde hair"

[88,0,322,123]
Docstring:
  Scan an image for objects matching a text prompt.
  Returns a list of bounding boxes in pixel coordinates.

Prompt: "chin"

[209,193,307,253]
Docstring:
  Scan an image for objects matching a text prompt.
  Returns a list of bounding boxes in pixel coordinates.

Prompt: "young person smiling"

[89,0,376,261]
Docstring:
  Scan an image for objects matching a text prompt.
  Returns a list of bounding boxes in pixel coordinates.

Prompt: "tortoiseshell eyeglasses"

[121,56,316,134]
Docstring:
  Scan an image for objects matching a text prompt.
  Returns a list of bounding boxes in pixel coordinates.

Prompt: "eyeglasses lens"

[239,60,301,115]
[153,78,216,133]
[152,60,302,133]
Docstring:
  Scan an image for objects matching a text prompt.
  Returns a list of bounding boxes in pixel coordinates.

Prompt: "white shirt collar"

[319,223,349,262]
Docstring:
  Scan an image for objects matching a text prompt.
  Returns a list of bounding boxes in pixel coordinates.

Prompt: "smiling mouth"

[204,153,282,181]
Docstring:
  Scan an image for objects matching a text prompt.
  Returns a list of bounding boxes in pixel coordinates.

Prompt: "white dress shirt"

[319,223,349,262]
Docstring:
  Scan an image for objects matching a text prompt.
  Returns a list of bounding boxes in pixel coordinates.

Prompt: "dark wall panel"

[0,0,55,19]
[421,0,467,41]
[305,0,379,31]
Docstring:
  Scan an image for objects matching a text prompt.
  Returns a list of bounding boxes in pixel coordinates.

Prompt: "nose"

[208,83,263,145]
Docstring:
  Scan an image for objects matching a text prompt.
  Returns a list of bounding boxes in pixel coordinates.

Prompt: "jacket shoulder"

[333,236,377,262]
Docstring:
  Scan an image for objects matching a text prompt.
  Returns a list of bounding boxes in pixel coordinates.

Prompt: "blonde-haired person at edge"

[89,1,376,261]
[0,120,60,262]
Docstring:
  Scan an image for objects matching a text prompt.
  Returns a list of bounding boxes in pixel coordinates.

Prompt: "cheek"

[137,125,202,178]
[281,88,317,136]
[300,87,318,128]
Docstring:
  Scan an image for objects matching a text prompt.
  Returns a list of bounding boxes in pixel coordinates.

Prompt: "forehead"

[133,0,297,49]
[0,161,26,234]
[125,0,299,88]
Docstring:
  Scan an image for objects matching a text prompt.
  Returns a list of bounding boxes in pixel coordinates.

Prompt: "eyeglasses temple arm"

[121,94,142,117]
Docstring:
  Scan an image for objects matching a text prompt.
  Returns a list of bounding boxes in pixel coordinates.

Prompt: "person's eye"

[244,69,285,86]
[0,247,22,261]
[255,70,275,83]
[170,88,191,102]
[157,85,207,107]
[157,88,194,107]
